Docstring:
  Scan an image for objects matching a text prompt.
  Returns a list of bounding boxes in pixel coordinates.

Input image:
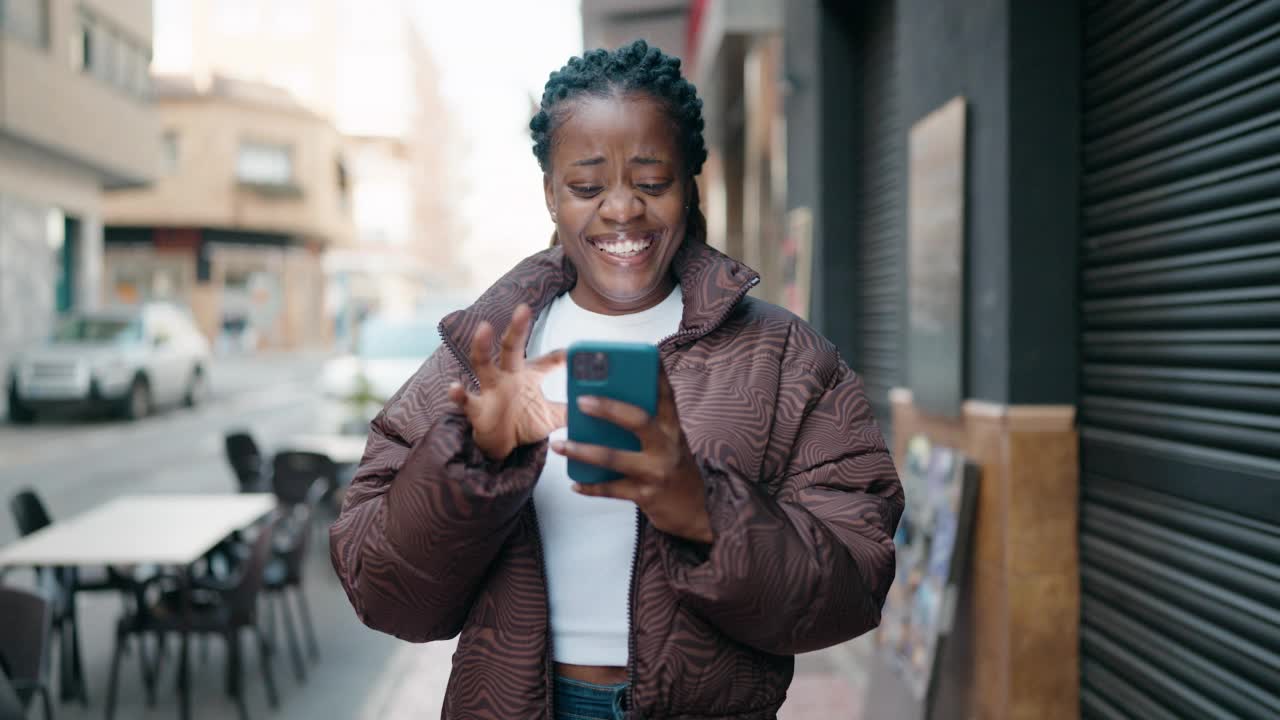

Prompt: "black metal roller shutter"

[1079,1,1280,718]
[854,0,904,438]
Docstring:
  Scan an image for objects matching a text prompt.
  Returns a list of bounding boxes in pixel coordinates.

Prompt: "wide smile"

[585,231,661,265]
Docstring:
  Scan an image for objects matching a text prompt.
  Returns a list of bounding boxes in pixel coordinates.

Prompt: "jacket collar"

[438,240,759,370]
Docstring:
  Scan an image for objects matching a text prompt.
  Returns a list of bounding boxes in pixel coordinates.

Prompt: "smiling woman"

[330,39,902,720]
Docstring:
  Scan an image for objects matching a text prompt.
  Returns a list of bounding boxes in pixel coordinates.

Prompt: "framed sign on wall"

[907,97,966,418]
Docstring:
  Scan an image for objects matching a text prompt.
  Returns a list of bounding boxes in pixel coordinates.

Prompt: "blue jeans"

[554,675,629,720]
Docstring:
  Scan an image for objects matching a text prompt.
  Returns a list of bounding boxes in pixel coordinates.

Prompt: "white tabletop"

[282,434,369,465]
[0,494,276,567]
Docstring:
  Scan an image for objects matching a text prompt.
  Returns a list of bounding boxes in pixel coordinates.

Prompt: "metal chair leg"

[105,629,126,720]
[278,592,307,683]
[253,624,280,709]
[37,684,53,720]
[71,613,89,706]
[138,631,158,707]
[227,631,250,720]
[293,587,320,661]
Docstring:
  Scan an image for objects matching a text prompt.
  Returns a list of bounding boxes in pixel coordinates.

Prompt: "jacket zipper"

[438,324,481,390]
[528,504,557,718]
[441,274,759,718]
[441,321,557,716]
[624,273,759,717]
[656,275,761,350]
[625,509,644,718]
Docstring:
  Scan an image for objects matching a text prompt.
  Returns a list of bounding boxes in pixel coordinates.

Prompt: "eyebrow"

[569,155,666,167]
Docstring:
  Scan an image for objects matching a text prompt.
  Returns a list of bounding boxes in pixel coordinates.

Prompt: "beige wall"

[84,0,152,42]
[0,0,161,186]
[103,95,353,246]
[182,0,343,123]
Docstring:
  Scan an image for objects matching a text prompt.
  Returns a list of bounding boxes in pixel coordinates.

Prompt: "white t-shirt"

[527,286,684,666]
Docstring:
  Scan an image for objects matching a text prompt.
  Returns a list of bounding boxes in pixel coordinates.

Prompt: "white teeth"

[594,235,653,257]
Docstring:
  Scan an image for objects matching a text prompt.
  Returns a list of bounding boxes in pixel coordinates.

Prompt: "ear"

[543,173,557,223]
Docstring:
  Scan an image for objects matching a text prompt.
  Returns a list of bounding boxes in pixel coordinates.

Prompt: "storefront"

[1077,3,1280,716]
[782,1,1280,717]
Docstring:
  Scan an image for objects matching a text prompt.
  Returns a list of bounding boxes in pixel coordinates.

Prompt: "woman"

[331,40,903,720]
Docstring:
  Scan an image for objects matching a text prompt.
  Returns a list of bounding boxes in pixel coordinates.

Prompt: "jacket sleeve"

[329,348,546,643]
[659,340,903,656]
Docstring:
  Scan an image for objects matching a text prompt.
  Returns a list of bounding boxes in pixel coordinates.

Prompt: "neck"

[569,275,677,316]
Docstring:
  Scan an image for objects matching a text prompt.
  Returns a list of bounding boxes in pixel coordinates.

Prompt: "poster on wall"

[907,97,966,418]
[876,434,978,704]
[780,206,812,320]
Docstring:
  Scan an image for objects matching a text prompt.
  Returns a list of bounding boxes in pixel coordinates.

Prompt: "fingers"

[528,348,567,374]
[447,382,469,409]
[576,395,651,434]
[545,400,568,430]
[571,477,654,503]
[500,304,533,372]
[469,322,497,387]
[550,438,648,478]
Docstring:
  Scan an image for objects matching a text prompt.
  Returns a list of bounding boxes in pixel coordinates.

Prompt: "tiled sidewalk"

[360,636,871,719]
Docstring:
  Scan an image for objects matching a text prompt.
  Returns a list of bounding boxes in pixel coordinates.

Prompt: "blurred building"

[582,0,689,55]
[0,0,161,409]
[101,75,353,351]
[151,0,466,327]
[327,134,432,345]
[592,0,1280,718]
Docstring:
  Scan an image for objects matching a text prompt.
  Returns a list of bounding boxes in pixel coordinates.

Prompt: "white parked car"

[7,302,212,423]
[321,314,445,435]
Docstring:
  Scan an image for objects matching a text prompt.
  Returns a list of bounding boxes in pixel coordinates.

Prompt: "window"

[70,10,152,100]
[90,23,114,83]
[236,142,294,186]
[0,0,49,48]
[53,316,142,344]
[70,17,89,71]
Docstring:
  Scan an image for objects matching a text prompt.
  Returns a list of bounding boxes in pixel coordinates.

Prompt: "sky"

[412,0,583,291]
[152,0,584,294]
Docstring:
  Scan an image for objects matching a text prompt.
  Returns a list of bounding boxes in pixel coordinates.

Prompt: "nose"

[598,185,644,225]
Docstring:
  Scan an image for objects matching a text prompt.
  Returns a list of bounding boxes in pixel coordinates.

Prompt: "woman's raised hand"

[447,304,567,461]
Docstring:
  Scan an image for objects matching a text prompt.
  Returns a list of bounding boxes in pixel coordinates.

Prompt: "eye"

[570,185,603,197]
[637,182,672,195]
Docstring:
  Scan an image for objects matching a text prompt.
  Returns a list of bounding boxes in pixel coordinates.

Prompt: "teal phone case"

[566,341,660,484]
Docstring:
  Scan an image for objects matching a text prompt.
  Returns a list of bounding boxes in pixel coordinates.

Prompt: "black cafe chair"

[107,515,281,720]
[206,430,273,579]
[0,667,25,720]
[262,468,327,683]
[8,488,138,705]
[224,431,269,494]
[272,450,339,513]
[0,585,55,720]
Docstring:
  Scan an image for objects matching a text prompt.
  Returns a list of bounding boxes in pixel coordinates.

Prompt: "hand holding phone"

[554,342,713,544]
[566,341,659,484]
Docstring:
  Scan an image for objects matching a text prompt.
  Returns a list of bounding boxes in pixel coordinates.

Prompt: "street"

[0,351,870,719]
[0,352,403,720]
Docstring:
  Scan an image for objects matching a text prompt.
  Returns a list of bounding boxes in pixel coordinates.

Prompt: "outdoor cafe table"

[279,433,369,467]
[0,493,277,719]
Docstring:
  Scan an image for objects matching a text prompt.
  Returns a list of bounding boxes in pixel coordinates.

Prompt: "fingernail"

[577,396,598,410]
[550,439,566,454]
[571,483,584,493]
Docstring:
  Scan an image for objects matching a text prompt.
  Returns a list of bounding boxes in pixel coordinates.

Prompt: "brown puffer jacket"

[330,240,903,719]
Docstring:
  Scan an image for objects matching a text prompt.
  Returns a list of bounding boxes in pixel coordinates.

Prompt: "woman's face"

[544,93,688,315]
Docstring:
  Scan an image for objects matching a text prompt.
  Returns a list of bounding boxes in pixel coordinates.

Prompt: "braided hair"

[531,40,708,245]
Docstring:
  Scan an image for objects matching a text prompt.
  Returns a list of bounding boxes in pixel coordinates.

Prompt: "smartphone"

[566,341,660,484]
